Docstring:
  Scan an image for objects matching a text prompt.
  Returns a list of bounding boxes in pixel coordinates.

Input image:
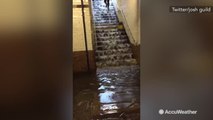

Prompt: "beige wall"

[73,0,96,72]
[73,0,93,52]
[73,8,93,51]
[113,0,140,45]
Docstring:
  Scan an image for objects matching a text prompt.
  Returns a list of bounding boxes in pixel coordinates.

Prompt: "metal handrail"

[81,0,90,71]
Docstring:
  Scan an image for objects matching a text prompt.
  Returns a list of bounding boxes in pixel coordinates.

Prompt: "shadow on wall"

[73,50,97,73]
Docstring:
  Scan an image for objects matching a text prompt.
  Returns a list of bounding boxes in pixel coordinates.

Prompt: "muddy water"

[74,66,140,120]
[96,65,140,119]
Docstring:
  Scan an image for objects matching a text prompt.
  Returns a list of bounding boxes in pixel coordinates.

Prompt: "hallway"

[93,0,140,119]
[73,0,140,119]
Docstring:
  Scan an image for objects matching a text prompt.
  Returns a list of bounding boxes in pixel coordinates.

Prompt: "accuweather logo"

[158,109,197,115]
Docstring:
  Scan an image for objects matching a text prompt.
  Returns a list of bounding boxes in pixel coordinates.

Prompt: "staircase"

[92,0,137,67]
[91,0,140,119]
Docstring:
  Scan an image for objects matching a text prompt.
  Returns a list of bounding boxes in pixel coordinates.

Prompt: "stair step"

[96,59,137,67]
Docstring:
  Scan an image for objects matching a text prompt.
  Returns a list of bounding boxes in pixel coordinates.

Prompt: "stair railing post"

[81,0,90,71]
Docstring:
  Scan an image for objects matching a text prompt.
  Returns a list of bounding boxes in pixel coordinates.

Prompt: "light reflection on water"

[101,104,118,111]
[101,103,119,114]
[99,77,112,83]
[98,85,106,90]
[98,85,115,90]
[99,91,115,103]
[97,65,140,117]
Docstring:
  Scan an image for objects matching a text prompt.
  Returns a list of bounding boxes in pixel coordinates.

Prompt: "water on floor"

[96,66,140,119]
[74,0,140,119]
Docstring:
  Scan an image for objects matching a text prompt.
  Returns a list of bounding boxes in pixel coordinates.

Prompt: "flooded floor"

[74,66,140,120]
[96,66,140,119]
[74,0,140,119]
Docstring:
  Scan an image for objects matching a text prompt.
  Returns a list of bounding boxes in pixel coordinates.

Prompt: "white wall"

[113,0,140,45]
